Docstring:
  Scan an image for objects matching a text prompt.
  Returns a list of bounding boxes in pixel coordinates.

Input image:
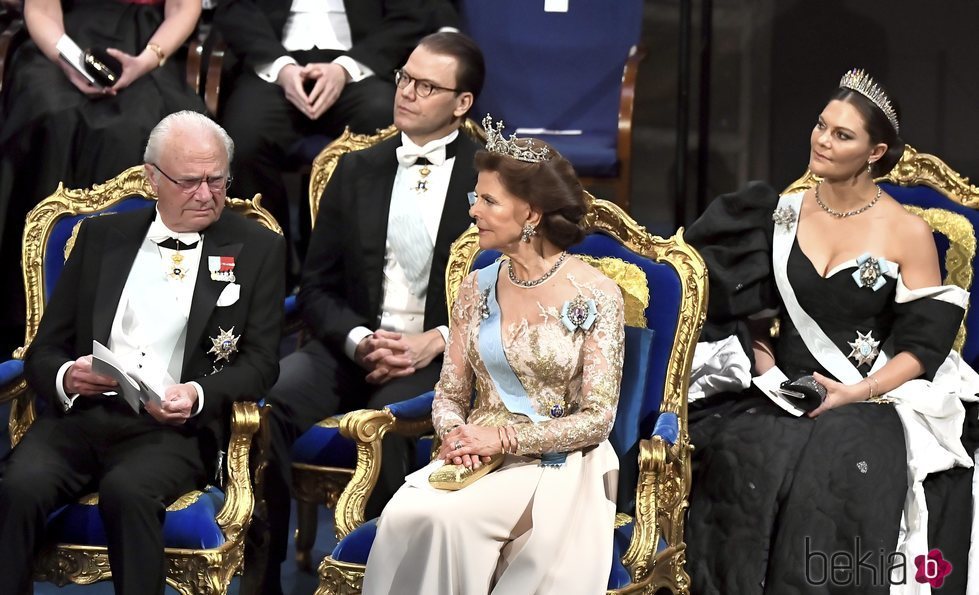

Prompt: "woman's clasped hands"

[439,424,505,470]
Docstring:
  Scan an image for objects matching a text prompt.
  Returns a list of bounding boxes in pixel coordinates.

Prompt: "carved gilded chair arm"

[214,401,262,542]
[333,408,397,539]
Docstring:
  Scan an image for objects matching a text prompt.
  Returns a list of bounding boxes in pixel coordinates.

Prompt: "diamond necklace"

[814,182,881,218]
[507,252,568,288]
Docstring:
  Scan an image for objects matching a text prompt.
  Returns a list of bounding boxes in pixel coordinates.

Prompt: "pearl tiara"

[482,114,551,163]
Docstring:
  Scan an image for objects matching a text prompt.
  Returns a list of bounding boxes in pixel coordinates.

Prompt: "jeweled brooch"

[478,288,491,320]
[560,294,597,333]
[549,402,565,418]
[772,205,797,231]
[208,326,240,363]
[852,253,889,291]
[847,330,880,367]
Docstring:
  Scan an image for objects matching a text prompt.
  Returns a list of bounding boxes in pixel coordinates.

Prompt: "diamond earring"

[521,223,536,243]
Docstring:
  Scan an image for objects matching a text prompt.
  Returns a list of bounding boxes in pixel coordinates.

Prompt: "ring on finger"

[452,441,463,450]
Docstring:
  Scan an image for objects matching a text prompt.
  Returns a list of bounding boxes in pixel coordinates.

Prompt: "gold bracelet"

[871,376,880,398]
[497,426,508,454]
[146,42,166,67]
[863,377,875,400]
[506,425,518,454]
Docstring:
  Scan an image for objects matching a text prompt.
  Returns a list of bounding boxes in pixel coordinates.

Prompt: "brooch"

[847,330,880,367]
[208,326,240,363]
[772,205,797,231]
[852,253,890,291]
[560,295,597,333]
[208,255,236,283]
[478,288,491,320]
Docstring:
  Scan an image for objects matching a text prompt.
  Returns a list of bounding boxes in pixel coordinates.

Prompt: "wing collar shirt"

[343,129,460,360]
[256,0,373,84]
[56,209,206,415]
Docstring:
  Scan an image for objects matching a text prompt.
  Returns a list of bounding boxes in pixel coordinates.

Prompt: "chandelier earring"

[867,161,874,176]
[521,223,537,243]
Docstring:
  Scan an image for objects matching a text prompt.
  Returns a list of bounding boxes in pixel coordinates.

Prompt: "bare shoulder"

[884,197,934,249]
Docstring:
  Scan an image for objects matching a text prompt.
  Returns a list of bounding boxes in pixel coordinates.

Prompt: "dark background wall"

[628,0,979,232]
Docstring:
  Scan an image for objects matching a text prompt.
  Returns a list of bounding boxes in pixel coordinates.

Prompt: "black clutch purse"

[778,375,827,413]
[83,47,122,87]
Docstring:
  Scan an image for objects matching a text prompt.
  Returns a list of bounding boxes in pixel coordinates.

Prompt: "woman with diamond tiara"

[362,118,625,594]
[683,69,979,594]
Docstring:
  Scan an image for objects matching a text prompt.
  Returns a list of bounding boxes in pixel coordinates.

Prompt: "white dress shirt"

[56,212,205,414]
[255,0,373,84]
[343,130,460,360]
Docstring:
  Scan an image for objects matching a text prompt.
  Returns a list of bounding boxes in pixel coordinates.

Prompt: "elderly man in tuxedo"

[213,0,434,262]
[250,32,484,594]
[0,111,285,595]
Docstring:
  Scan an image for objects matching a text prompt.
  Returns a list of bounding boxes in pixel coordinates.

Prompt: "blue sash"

[477,262,567,466]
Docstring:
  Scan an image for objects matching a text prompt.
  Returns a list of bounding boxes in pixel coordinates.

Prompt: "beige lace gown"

[363,256,625,594]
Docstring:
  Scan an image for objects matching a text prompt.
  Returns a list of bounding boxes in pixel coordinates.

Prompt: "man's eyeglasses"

[394,68,460,98]
[152,164,231,194]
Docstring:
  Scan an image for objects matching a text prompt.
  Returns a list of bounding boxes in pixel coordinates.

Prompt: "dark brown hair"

[474,141,586,249]
[830,86,905,177]
[418,32,485,102]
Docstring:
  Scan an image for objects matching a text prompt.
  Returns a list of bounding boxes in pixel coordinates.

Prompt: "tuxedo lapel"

[435,135,478,254]
[92,209,154,344]
[183,218,243,376]
[357,139,399,315]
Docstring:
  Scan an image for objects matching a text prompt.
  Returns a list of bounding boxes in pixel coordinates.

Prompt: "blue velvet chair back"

[458,0,642,178]
[784,146,979,368]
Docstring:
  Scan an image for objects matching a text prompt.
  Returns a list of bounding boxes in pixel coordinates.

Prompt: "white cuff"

[56,360,79,411]
[256,55,299,83]
[188,381,205,416]
[345,326,374,361]
[333,55,373,83]
[435,325,449,350]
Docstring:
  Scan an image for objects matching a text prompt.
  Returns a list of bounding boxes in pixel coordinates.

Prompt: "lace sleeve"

[432,272,479,436]
[514,280,625,454]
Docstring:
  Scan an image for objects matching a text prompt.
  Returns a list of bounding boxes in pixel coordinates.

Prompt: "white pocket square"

[216,283,240,307]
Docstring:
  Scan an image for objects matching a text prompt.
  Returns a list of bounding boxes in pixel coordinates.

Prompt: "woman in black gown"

[685,69,979,594]
[0,0,205,352]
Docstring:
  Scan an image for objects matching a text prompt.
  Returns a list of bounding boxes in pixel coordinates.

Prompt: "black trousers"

[220,49,396,246]
[0,399,205,595]
[251,338,441,594]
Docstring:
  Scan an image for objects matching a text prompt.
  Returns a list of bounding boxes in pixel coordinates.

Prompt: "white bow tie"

[146,218,201,246]
[396,141,449,168]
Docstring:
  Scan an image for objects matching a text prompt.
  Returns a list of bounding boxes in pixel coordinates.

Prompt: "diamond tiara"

[481,114,551,163]
[839,68,900,134]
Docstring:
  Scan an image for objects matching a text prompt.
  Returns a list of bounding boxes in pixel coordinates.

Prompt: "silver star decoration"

[847,330,880,367]
[208,326,240,363]
[772,205,797,230]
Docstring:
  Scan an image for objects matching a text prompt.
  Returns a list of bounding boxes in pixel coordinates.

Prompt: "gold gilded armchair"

[315,196,708,594]
[0,165,281,594]
[784,144,979,365]
[289,119,486,570]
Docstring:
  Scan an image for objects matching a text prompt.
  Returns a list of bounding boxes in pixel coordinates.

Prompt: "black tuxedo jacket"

[299,132,478,353]
[24,208,285,439]
[213,0,429,81]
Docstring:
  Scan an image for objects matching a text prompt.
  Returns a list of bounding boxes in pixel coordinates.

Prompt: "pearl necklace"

[814,182,881,219]
[507,252,568,288]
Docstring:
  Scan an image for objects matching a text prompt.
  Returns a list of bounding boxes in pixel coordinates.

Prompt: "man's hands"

[145,383,199,425]
[64,355,118,395]
[354,329,445,385]
[275,62,349,120]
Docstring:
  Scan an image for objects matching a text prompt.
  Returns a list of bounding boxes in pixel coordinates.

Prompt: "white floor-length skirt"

[362,441,619,595]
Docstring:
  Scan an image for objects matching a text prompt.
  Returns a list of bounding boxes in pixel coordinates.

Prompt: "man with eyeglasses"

[213,0,436,278]
[0,111,285,595]
[245,31,484,595]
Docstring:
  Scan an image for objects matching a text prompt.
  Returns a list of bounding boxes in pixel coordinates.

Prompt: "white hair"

[143,111,235,168]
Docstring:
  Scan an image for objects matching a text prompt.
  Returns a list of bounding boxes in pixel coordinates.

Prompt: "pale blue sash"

[477,261,566,466]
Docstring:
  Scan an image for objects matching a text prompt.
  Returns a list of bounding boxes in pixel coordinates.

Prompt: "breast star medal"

[847,330,880,367]
[208,326,240,363]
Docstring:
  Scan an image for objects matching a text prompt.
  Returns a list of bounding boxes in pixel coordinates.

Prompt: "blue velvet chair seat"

[292,418,357,468]
[0,359,24,386]
[46,486,227,549]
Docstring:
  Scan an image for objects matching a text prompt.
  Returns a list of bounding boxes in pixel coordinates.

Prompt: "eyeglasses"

[394,68,460,98]
[152,164,231,194]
